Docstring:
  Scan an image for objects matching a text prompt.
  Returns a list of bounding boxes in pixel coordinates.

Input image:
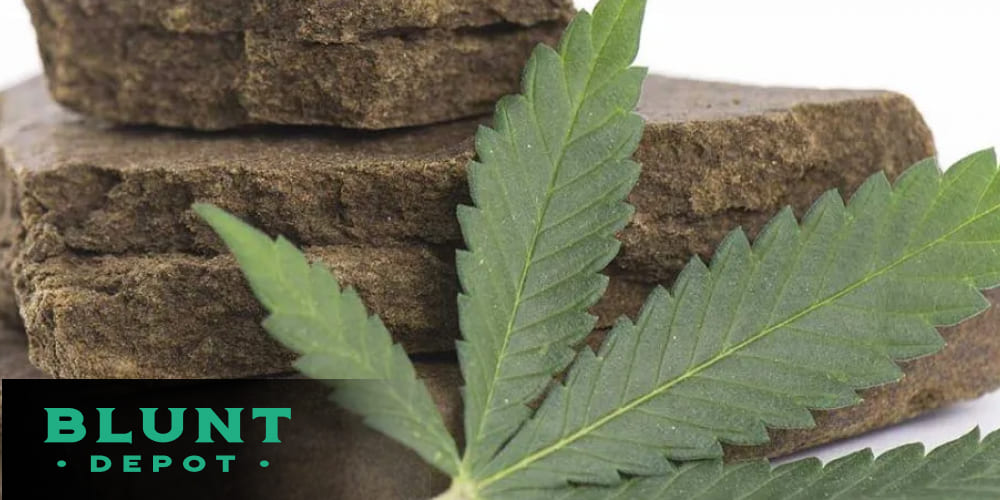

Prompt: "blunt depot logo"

[43,407,291,473]
[3,379,333,500]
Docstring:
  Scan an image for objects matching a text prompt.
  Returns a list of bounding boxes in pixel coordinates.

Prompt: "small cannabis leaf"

[519,428,1000,500]
[473,150,1000,495]
[456,0,647,474]
[194,204,462,477]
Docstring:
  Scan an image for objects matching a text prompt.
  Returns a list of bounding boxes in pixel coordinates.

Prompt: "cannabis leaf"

[519,428,1000,500]
[194,204,462,477]
[197,0,1000,497]
[472,150,1000,495]
[456,0,647,474]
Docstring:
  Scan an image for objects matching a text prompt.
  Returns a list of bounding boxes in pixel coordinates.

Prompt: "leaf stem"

[432,479,480,500]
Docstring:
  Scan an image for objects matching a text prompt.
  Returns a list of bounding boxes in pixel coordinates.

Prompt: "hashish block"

[0,74,936,377]
[24,0,572,129]
[10,245,663,378]
[24,0,574,41]
[11,247,459,378]
[2,75,935,282]
[0,179,19,329]
[0,77,932,377]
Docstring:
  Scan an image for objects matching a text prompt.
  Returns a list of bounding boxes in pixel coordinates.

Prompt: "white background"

[1,1,998,464]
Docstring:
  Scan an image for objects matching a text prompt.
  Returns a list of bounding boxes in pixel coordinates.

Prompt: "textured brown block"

[24,0,572,129]
[24,0,575,40]
[0,179,19,329]
[2,75,935,281]
[13,247,456,378]
[2,75,936,378]
[10,246,660,378]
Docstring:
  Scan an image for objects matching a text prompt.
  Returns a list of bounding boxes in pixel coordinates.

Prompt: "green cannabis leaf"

[456,0,646,475]
[473,150,1000,495]
[196,0,1000,498]
[193,204,462,477]
[519,427,1000,500]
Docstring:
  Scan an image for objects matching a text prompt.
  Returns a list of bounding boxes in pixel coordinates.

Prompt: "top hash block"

[24,0,574,130]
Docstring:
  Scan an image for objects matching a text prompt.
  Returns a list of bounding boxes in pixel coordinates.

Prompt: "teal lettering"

[153,455,172,472]
[122,455,141,472]
[140,408,185,443]
[252,408,291,443]
[97,408,132,444]
[195,408,243,443]
[216,455,236,472]
[91,455,111,472]
[44,408,85,443]
[183,456,206,472]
